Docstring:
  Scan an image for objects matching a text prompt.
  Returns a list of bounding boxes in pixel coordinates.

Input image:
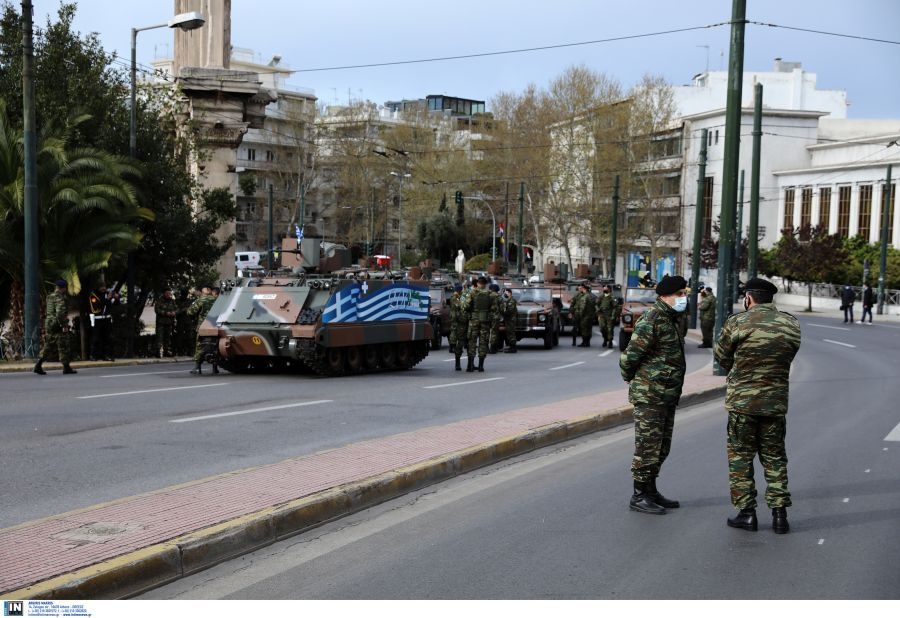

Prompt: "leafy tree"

[416,212,462,266]
[771,225,848,311]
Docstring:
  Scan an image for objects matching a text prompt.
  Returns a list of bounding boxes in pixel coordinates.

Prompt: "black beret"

[744,277,778,294]
[477,276,488,284]
[655,275,687,296]
[55,279,67,287]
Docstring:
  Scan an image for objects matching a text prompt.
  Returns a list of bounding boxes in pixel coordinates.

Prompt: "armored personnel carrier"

[196,238,433,376]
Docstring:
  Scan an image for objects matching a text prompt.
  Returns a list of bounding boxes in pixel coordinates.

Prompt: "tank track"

[299,340,429,377]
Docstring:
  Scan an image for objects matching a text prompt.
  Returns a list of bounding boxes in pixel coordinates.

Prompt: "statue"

[455,250,466,276]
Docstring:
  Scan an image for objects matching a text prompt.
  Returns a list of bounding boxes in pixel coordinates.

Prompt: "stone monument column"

[172,0,273,277]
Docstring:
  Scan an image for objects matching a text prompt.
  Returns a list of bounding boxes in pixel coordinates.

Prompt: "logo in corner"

[3,601,23,617]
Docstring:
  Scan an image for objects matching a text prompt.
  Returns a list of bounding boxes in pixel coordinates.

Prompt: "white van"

[235,251,262,274]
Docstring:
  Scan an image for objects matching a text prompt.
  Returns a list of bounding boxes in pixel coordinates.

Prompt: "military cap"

[744,277,778,295]
[453,283,462,292]
[55,279,67,288]
[477,275,488,284]
[489,283,500,292]
[655,275,687,296]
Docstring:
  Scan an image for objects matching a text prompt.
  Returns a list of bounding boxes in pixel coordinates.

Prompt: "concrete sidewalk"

[0,364,726,600]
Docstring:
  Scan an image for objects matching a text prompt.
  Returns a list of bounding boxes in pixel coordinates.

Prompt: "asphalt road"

[140,314,900,599]
[1,329,711,528]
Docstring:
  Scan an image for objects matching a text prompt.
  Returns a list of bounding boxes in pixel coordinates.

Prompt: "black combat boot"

[211,363,220,375]
[454,354,462,371]
[504,344,517,353]
[62,363,77,375]
[772,507,790,534]
[190,361,202,375]
[477,356,485,372]
[629,481,666,515]
[33,358,46,375]
[466,356,475,372]
[649,477,680,508]
[727,508,758,531]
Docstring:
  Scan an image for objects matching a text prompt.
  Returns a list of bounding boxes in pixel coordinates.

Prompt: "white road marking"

[442,358,455,362]
[818,539,825,545]
[823,339,856,348]
[597,350,613,358]
[865,469,871,473]
[885,422,900,441]
[171,400,333,423]
[549,362,585,371]
[77,383,228,399]
[808,323,850,331]
[842,498,850,503]
[100,370,187,378]
[423,377,505,389]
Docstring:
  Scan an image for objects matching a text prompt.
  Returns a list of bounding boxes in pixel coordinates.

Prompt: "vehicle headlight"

[538,313,546,323]
[622,314,633,324]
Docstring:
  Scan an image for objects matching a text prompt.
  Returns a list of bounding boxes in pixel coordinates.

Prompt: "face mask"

[673,296,688,312]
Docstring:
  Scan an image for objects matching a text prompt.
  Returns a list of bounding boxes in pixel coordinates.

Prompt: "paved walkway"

[0,353,726,600]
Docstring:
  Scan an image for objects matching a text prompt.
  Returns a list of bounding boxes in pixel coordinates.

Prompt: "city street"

[139,313,900,599]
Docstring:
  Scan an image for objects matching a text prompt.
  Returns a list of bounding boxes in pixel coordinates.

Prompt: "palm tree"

[0,100,150,359]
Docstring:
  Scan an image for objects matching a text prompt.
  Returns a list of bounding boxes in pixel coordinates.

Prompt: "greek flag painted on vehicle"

[322,282,429,323]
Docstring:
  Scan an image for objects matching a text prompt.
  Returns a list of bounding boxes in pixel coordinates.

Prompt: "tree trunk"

[807,282,813,312]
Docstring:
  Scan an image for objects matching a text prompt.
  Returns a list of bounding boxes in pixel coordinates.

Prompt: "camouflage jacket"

[699,293,716,322]
[713,303,801,417]
[500,294,517,320]
[44,290,69,331]
[597,293,616,318]
[449,292,467,326]
[155,296,178,325]
[619,298,686,406]
[187,293,216,329]
[462,287,499,324]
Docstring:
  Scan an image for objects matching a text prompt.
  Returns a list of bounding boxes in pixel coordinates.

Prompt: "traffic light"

[454,191,463,205]
[455,191,464,226]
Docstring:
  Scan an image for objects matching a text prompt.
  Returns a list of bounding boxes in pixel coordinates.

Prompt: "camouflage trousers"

[451,320,468,355]
[157,322,174,356]
[40,328,71,363]
[578,316,595,341]
[598,315,615,341]
[631,403,676,483]
[467,318,491,357]
[490,319,515,351]
[700,318,714,346]
[727,412,791,510]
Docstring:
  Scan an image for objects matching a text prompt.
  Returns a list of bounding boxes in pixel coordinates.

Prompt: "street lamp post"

[127,11,205,356]
[390,171,410,267]
[464,196,497,262]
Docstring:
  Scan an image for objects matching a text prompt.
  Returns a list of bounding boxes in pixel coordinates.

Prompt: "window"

[783,188,795,231]
[714,130,719,145]
[800,188,812,228]
[703,177,714,239]
[879,184,896,245]
[837,186,851,237]
[247,148,256,161]
[265,150,275,162]
[858,185,873,240]
[818,187,831,230]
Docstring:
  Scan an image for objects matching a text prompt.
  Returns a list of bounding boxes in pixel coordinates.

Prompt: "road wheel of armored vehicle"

[345,346,364,373]
[396,342,414,369]
[218,358,249,374]
[362,345,380,370]
[325,348,345,375]
[378,343,397,370]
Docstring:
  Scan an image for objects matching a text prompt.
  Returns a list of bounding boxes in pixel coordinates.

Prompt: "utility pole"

[714,0,747,376]
[267,184,274,269]
[22,0,40,359]
[690,129,708,330]
[734,169,744,302]
[748,83,763,279]
[517,182,525,275]
[877,164,893,315]
[611,175,619,284]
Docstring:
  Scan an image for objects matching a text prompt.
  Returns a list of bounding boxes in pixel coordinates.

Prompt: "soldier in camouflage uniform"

[569,287,583,346]
[698,286,716,348]
[597,285,617,348]
[462,276,499,372]
[154,287,178,358]
[487,283,503,353]
[574,284,597,347]
[187,285,218,375]
[33,280,77,375]
[500,287,518,353]
[619,275,688,515]
[449,284,467,370]
[714,277,800,534]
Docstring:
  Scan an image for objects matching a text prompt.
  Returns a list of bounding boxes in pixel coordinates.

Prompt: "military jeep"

[618,286,658,351]
[509,287,561,349]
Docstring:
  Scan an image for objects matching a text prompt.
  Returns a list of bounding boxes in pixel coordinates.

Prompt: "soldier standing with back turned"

[597,285,616,348]
[714,277,800,534]
[698,286,716,348]
[619,275,687,515]
[463,276,498,372]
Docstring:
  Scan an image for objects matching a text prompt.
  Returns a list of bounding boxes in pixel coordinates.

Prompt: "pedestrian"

[698,286,716,348]
[860,282,874,324]
[154,287,178,357]
[619,274,688,514]
[186,284,218,375]
[841,284,855,323]
[575,283,596,347]
[500,287,518,353]
[88,283,118,361]
[597,285,616,348]
[462,275,499,372]
[714,277,801,534]
[33,280,77,375]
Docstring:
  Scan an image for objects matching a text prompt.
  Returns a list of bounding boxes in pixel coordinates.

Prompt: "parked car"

[618,286,658,350]
[509,287,561,349]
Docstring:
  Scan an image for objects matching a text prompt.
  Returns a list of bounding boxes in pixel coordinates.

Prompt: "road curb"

[6,383,725,600]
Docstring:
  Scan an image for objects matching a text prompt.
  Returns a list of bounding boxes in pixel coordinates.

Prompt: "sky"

[24,0,900,119]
